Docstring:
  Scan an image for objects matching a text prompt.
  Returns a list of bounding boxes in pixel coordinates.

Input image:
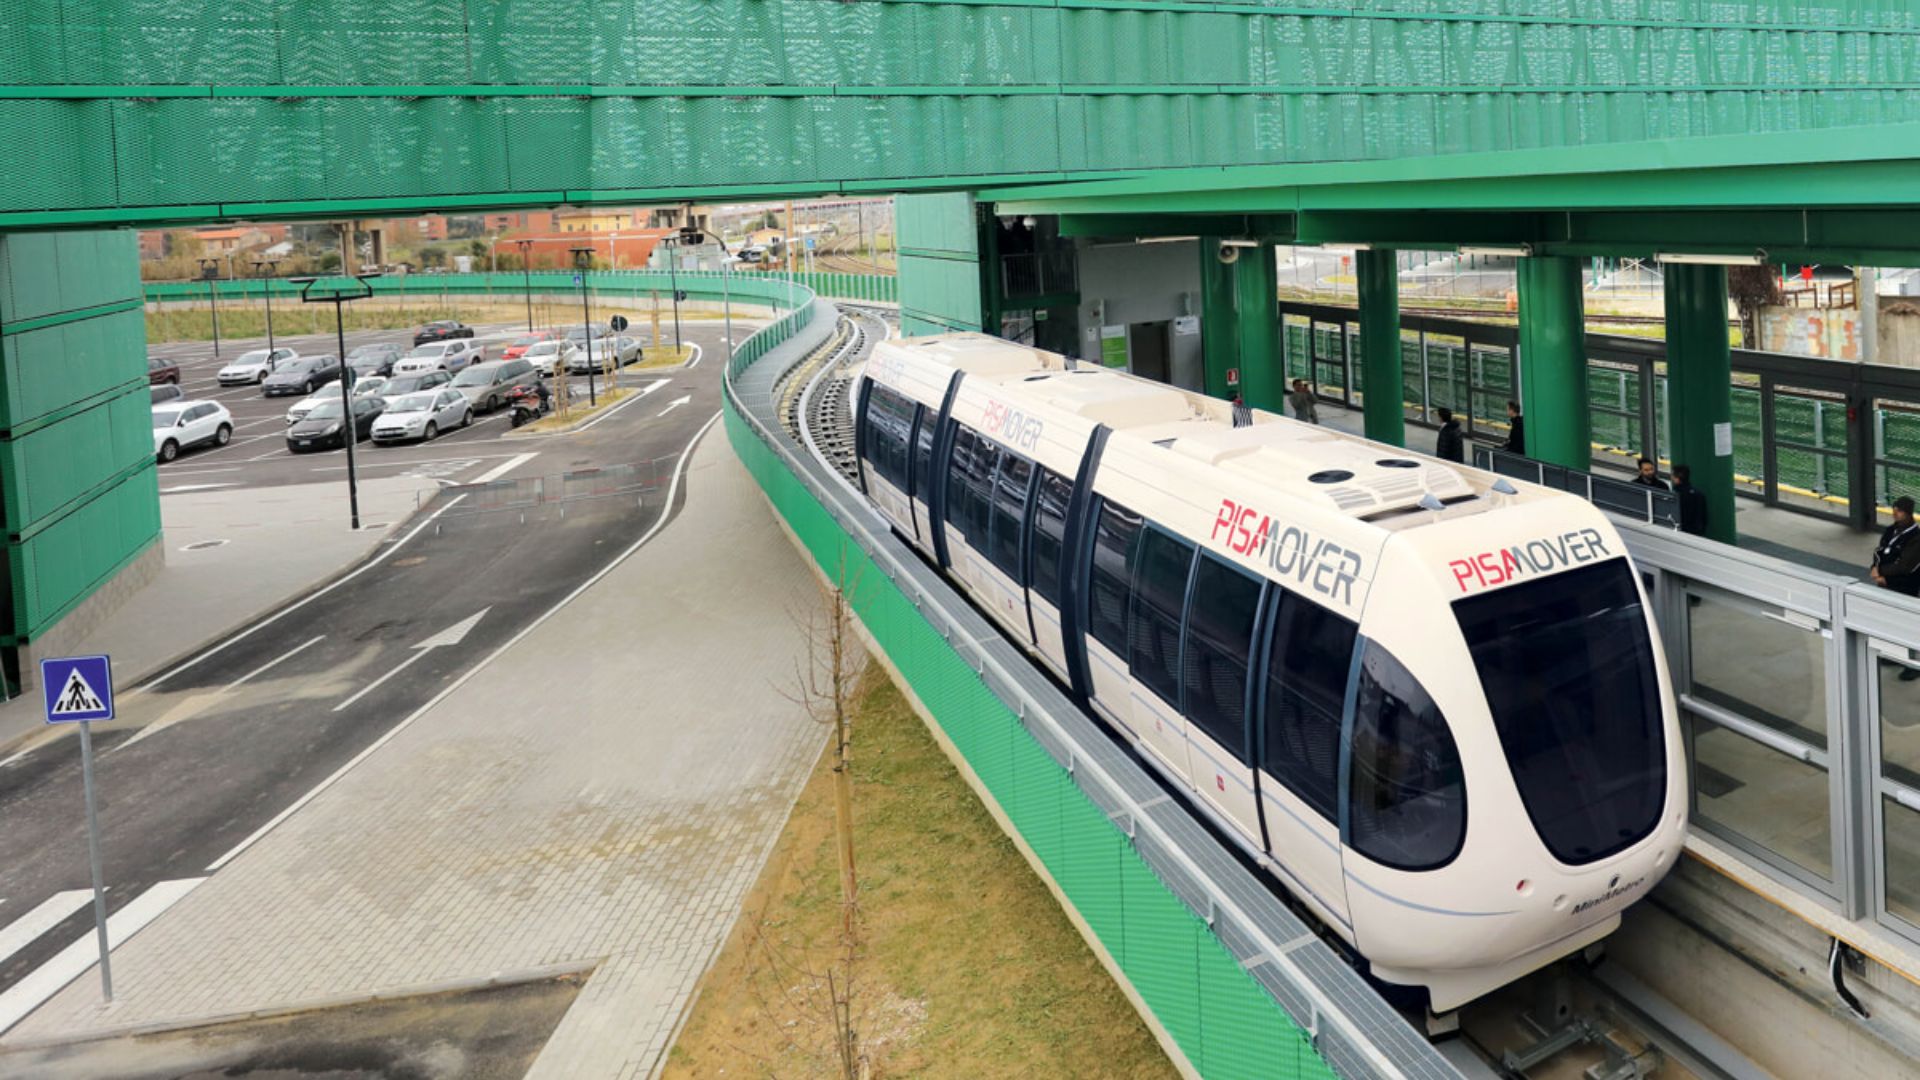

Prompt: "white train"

[852,333,1687,1013]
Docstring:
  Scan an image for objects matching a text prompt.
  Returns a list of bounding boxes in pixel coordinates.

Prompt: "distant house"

[194,227,269,255]
[137,231,170,261]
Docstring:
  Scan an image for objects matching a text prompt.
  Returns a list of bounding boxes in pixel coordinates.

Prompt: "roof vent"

[1309,469,1354,484]
[1419,493,1446,511]
[1492,477,1518,495]
[1376,458,1420,469]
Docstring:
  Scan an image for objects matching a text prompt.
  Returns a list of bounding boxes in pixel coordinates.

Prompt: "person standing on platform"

[1632,458,1670,490]
[1289,379,1318,425]
[1434,407,1465,463]
[1503,400,1525,454]
[1872,496,1920,597]
[1671,464,1709,537]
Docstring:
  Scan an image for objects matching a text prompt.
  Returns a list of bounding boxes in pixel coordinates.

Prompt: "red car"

[147,356,181,385]
[502,331,557,362]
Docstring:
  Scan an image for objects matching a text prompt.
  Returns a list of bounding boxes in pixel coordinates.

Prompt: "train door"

[1179,553,1266,840]
[1084,500,1143,731]
[1123,523,1198,780]
[943,426,997,597]
[910,407,936,542]
[1026,467,1075,675]
[1254,589,1357,925]
[977,450,1035,633]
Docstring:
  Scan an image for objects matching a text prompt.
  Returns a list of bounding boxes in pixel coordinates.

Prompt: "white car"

[393,340,481,376]
[216,347,299,386]
[370,389,472,444]
[286,377,389,425]
[153,400,234,462]
[568,335,640,375]
[523,339,580,377]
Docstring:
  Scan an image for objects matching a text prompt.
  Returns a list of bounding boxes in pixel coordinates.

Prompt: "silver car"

[370,388,471,444]
[451,359,539,413]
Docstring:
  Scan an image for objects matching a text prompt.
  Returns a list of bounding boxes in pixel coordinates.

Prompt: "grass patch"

[513,387,631,433]
[632,344,696,369]
[664,663,1176,1080]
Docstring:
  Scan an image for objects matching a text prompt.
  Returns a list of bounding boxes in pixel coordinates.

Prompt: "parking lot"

[150,322,703,492]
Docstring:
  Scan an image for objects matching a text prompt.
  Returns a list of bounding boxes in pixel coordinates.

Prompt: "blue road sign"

[41,655,114,724]
[572,274,582,285]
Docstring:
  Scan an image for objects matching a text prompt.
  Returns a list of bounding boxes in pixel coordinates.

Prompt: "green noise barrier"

[721,295,1387,1079]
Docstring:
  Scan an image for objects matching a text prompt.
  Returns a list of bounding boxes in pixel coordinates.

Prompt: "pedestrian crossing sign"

[40,655,114,724]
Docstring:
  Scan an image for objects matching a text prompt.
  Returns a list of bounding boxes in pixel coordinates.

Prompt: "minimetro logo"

[1448,529,1611,593]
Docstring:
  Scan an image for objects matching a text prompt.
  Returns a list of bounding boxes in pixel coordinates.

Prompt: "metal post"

[199,259,223,358]
[516,239,535,332]
[334,300,362,529]
[667,238,683,350]
[570,248,596,407]
[723,260,734,362]
[78,720,112,1000]
[253,259,281,356]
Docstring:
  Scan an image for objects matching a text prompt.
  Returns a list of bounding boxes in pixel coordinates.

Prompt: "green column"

[1515,255,1591,470]
[1199,241,1283,411]
[1356,249,1403,446]
[1664,263,1737,542]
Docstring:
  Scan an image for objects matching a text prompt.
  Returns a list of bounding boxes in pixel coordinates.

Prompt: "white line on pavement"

[113,634,327,753]
[159,483,240,495]
[0,891,93,968]
[226,635,326,692]
[153,466,244,477]
[329,650,428,714]
[470,453,537,484]
[309,451,522,472]
[205,409,722,874]
[0,879,206,1036]
[138,494,467,693]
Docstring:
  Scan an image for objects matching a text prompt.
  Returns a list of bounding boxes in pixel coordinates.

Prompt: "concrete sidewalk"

[3,426,825,1079]
[0,477,437,757]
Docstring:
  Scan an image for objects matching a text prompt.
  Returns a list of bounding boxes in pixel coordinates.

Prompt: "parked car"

[568,337,637,376]
[216,347,299,386]
[147,356,181,385]
[394,340,480,375]
[151,382,185,406]
[502,332,557,362]
[153,400,233,462]
[522,339,580,377]
[379,370,454,399]
[346,343,405,377]
[371,389,472,444]
[451,359,539,413]
[285,396,382,452]
[262,354,344,397]
[412,320,474,346]
[285,376,389,425]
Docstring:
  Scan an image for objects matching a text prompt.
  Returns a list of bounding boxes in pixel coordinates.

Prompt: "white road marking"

[153,466,244,477]
[470,453,537,484]
[206,410,721,874]
[0,891,93,967]
[159,483,240,494]
[0,879,207,1035]
[225,634,327,692]
[332,608,489,713]
[244,447,289,462]
[309,451,523,473]
[657,394,692,417]
[113,634,326,753]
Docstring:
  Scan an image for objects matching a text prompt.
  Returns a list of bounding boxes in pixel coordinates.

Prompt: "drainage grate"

[180,539,230,551]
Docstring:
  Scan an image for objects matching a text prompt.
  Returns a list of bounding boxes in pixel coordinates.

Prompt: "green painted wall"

[897,194,986,337]
[0,230,159,649]
[3,3,1917,226]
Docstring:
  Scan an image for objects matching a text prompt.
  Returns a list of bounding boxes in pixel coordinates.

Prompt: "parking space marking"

[471,453,538,484]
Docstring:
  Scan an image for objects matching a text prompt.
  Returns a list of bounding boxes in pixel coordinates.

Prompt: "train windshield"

[1453,559,1665,866]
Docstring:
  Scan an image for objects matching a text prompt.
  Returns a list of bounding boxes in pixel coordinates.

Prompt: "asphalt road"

[150,324,709,491]
[0,321,733,1033]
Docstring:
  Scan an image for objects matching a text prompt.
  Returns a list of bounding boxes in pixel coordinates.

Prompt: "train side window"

[912,406,935,500]
[874,387,914,490]
[1087,500,1144,656]
[1347,642,1465,871]
[1183,553,1262,763]
[1261,593,1357,821]
[946,426,978,540]
[1128,526,1194,708]
[1028,469,1073,608]
[989,452,1033,580]
[965,436,1000,541]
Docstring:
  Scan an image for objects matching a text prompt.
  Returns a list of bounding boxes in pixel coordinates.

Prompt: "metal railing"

[1473,445,1680,528]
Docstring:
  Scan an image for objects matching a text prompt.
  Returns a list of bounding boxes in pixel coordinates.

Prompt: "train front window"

[1454,559,1665,866]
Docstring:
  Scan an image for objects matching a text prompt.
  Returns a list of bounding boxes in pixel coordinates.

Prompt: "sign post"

[41,654,116,1000]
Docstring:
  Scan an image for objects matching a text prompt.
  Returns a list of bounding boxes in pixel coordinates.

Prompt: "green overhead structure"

[1355,249,1403,447]
[1514,256,1591,471]
[1199,241,1282,412]
[1665,264,1738,544]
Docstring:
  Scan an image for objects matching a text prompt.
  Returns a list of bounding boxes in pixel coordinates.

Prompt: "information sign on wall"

[1099,325,1129,369]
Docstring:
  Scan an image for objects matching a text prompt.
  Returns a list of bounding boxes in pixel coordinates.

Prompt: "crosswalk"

[0,879,205,1036]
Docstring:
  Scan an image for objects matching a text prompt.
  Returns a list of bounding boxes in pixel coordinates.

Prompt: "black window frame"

[1345,640,1467,872]
[988,451,1034,580]
[1028,467,1074,608]
[1127,525,1195,709]
[1258,590,1359,822]
[912,407,935,501]
[945,426,980,541]
[1182,553,1265,765]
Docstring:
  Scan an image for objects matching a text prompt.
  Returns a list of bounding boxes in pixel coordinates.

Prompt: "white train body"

[853,333,1687,1012]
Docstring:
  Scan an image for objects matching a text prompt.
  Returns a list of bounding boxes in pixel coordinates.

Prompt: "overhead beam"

[1055,213,1294,240]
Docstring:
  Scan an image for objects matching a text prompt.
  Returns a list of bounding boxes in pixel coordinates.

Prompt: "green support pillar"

[1355,249,1403,446]
[1199,241,1283,412]
[1664,264,1737,543]
[1514,256,1591,470]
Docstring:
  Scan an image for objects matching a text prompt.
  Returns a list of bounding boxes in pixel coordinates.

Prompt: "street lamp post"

[662,235,684,351]
[514,239,535,332]
[251,259,281,355]
[569,247,598,407]
[289,273,382,530]
[198,258,223,358]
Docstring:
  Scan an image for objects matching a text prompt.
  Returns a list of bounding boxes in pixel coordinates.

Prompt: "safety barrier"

[722,296,1454,1079]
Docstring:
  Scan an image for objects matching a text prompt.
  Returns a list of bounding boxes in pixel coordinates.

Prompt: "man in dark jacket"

[1502,400,1525,454]
[1872,496,1920,597]
[1434,407,1464,463]
[1631,457,1669,490]
[1672,464,1708,537]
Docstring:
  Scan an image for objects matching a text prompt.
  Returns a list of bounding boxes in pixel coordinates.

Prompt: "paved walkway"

[2,427,826,1079]
[0,477,436,757]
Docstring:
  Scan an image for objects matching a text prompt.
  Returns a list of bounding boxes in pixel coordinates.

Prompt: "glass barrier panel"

[1730,376,1765,496]
[1401,332,1424,423]
[1688,593,1828,751]
[1771,383,1851,517]
[1692,716,1834,881]
[1874,398,1920,526]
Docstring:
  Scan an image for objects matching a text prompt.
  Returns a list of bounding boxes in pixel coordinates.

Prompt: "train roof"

[874,332,1565,530]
